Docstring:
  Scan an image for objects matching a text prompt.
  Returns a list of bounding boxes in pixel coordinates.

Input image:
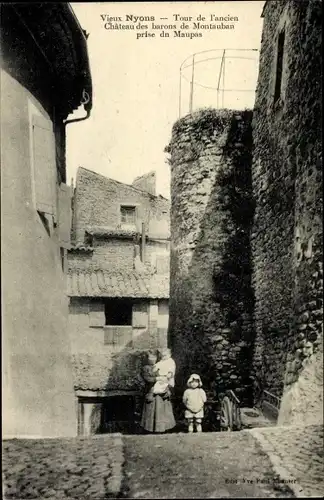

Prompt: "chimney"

[132,171,156,196]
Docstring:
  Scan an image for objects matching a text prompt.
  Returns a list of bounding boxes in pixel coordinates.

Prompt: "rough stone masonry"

[166,108,255,405]
[167,0,322,426]
[251,0,322,424]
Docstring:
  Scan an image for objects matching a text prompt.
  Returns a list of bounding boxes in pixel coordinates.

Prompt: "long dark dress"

[140,365,176,433]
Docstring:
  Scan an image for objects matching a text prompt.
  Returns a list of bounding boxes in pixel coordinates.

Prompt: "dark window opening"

[120,205,136,225]
[60,247,65,272]
[274,30,285,103]
[38,211,51,236]
[104,298,132,326]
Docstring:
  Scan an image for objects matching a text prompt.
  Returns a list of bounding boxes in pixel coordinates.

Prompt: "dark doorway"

[99,395,137,434]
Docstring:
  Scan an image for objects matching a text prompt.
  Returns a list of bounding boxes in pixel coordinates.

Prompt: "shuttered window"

[32,114,57,219]
[58,183,72,249]
[89,301,105,327]
[132,301,148,328]
[120,205,136,225]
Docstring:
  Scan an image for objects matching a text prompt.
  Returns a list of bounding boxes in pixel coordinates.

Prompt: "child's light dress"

[152,357,176,395]
[183,387,207,418]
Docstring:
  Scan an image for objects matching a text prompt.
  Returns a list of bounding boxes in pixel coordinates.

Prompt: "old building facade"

[167,0,322,425]
[67,167,170,434]
[1,4,92,437]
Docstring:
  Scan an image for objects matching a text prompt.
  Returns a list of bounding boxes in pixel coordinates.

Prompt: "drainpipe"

[64,89,91,127]
[64,107,90,126]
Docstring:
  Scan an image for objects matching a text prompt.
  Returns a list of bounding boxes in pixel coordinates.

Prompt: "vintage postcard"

[1,1,322,498]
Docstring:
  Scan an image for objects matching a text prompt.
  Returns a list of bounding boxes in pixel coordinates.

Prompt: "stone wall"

[68,168,171,403]
[132,171,156,196]
[68,238,170,274]
[278,334,323,426]
[72,167,169,244]
[251,0,323,420]
[68,240,134,272]
[69,297,169,392]
[167,109,255,404]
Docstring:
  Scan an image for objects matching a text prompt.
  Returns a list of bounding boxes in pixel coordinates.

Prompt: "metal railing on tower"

[179,49,260,117]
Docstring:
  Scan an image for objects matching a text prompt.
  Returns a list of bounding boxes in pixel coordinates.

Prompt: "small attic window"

[274,30,285,103]
[120,205,136,225]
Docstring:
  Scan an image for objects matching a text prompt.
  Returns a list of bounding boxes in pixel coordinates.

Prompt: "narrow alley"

[2,1,323,499]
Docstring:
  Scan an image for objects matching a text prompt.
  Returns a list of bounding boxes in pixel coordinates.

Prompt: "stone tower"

[166,108,255,404]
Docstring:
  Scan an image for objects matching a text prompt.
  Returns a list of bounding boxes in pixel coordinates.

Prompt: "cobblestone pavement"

[250,425,324,498]
[3,426,322,499]
[121,431,294,498]
[2,435,123,499]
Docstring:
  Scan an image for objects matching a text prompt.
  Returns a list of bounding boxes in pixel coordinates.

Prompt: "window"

[38,212,51,236]
[60,247,65,272]
[120,205,136,225]
[104,298,132,326]
[274,30,285,103]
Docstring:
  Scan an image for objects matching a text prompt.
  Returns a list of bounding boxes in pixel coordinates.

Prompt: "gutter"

[10,3,93,120]
[64,91,91,127]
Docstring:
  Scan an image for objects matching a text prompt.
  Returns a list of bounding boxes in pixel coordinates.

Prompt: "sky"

[67,1,265,199]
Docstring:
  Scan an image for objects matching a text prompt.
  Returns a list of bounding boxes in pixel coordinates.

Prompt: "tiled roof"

[85,226,138,240]
[69,243,94,252]
[85,225,170,241]
[67,270,169,299]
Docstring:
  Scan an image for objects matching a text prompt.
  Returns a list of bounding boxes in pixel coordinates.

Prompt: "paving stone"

[250,424,323,498]
[2,435,124,499]
[121,431,293,498]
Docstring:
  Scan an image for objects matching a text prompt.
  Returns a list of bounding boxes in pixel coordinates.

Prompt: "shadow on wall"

[75,326,169,434]
[80,325,223,434]
[168,110,256,407]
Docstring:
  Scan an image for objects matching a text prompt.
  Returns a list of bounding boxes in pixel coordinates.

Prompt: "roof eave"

[64,3,93,113]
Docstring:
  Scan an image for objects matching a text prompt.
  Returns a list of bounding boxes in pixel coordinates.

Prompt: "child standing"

[183,374,207,433]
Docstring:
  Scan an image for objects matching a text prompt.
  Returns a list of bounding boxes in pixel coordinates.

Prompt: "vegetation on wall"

[168,108,255,406]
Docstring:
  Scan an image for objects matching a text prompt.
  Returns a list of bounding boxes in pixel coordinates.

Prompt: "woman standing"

[140,348,176,433]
